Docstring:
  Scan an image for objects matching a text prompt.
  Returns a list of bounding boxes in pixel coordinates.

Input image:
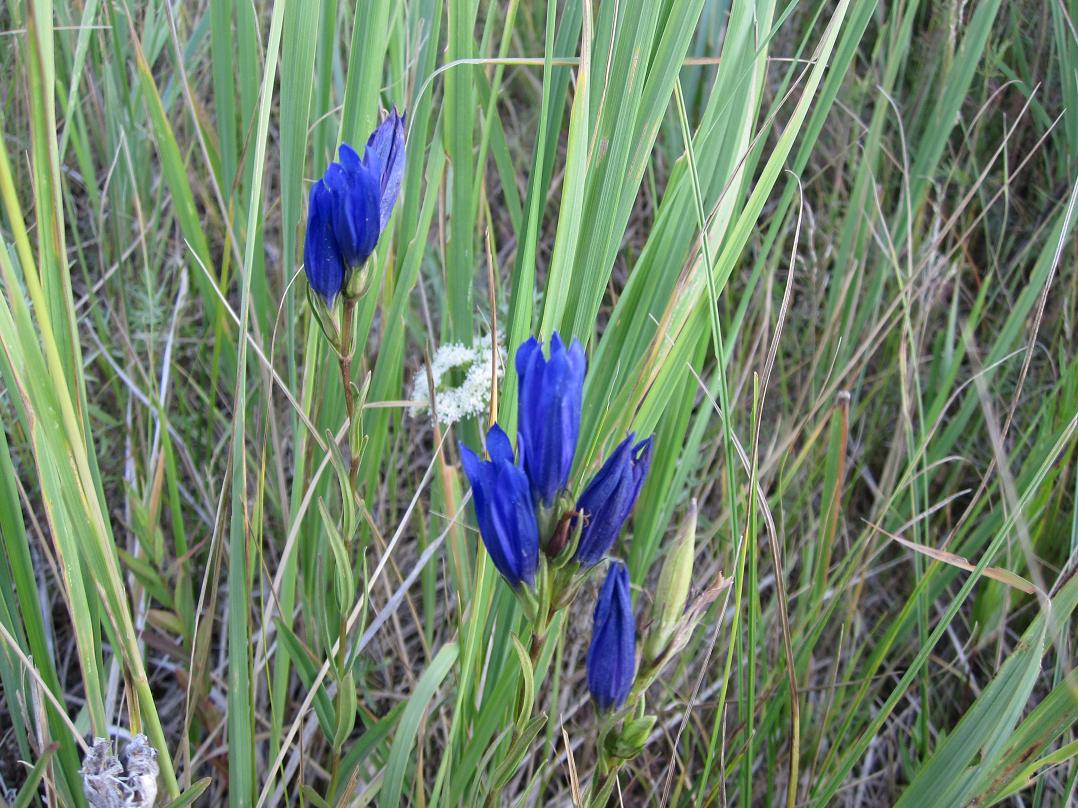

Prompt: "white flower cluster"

[409,334,504,426]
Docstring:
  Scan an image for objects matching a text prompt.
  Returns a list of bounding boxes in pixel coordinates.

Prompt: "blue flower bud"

[302,109,407,304]
[460,425,540,588]
[302,181,345,303]
[573,434,653,567]
[515,332,586,506]
[587,562,636,711]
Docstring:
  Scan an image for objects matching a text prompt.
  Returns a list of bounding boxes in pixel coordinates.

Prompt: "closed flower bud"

[303,108,406,304]
[573,434,653,566]
[587,562,636,711]
[460,425,540,588]
[645,499,697,663]
[515,332,586,506]
[303,181,345,304]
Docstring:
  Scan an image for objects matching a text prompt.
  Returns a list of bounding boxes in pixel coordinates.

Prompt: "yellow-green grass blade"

[444,0,481,342]
[0,422,85,804]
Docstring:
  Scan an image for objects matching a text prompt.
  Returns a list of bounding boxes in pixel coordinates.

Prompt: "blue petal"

[325,161,380,269]
[494,463,539,585]
[515,333,585,506]
[460,440,538,588]
[486,424,515,466]
[338,142,362,172]
[574,436,636,565]
[572,432,651,567]
[514,337,542,379]
[532,347,573,502]
[460,445,491,528]
[365,108,406,230]
[569,336,586,372]
[549,331,566,356]
[460,443,484,490]
[302,181,344,304]
[322,162,348,193]
[464,448,515,580]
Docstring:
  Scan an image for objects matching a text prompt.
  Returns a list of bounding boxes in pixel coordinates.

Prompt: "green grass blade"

[380,641,459,808]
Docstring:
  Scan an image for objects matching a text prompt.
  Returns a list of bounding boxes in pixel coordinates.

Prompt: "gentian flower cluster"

[461,333,651,584]
[303,108,405,304]
[455,332,719,799]
[459,332,654,713]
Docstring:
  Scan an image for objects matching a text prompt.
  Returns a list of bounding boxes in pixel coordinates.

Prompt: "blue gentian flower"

[587,562,636,711]
[303,108,406,304]
[515,332,586,506]
[460,424,540,588]
[573,434,653,566]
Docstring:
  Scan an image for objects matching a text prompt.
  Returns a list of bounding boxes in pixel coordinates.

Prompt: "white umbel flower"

[410,335,504,426]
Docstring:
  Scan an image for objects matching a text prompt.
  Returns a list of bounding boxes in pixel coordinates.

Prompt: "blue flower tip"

[587,560,636,710]
[485,424,515,465]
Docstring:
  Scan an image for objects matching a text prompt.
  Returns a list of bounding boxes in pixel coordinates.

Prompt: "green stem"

[338,298,359,488]
[328,297,359,798]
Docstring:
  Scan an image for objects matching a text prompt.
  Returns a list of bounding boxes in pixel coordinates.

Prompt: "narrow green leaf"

[490,714,547,792]
[12,743,57,808]
[510,634,535,727]
[380,641,459,808]
[160,779,213,808]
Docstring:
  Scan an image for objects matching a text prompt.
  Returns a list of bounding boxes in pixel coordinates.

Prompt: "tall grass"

[0,0,1076,805]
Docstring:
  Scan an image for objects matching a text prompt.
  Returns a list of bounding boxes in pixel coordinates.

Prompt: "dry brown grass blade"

[867,521,1040,597]
[563,727,584,807]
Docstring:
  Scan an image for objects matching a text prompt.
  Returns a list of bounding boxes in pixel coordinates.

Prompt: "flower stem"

[328,297,359,797]
[338,298,359,488]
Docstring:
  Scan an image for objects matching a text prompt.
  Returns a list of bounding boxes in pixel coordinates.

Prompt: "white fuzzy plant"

[81,735,158,808]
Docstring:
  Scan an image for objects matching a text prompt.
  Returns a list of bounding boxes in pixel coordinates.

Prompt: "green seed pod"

[645,499,697,663]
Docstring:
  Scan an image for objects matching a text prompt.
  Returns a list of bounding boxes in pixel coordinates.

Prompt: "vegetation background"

[0,0,1076,805]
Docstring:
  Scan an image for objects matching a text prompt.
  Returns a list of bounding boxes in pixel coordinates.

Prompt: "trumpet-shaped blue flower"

[587,562,636,711]
[303,108,406,304]
[460,424,539,588]
[515,332,586,506]
[574,434,653,566]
